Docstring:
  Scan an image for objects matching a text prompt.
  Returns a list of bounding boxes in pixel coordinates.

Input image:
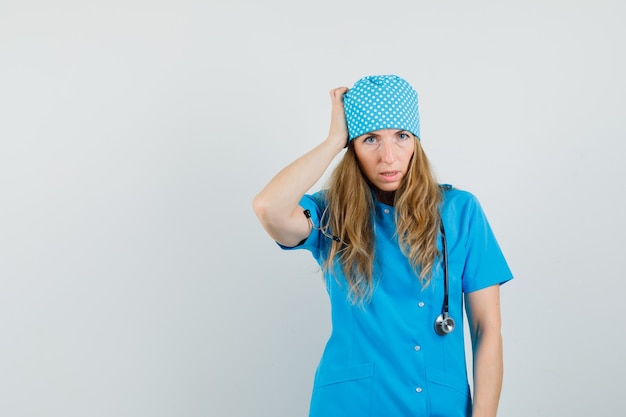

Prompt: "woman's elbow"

[253,192,280,225]
[252,194,286,234]
[252,193,267,220]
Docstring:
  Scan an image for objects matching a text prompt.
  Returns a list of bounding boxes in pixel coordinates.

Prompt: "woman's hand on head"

[327,87,349,149]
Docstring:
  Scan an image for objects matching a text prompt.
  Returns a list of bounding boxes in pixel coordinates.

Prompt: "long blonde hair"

[322,136,442,304]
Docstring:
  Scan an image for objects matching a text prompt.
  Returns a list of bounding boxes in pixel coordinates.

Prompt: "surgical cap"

[343,74,420,141]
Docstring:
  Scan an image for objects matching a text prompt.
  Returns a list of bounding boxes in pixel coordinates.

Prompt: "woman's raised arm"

[252,87,349,247]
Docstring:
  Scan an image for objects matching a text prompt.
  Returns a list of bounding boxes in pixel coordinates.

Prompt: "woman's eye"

[398,133,409,140]
[364,136,377,144]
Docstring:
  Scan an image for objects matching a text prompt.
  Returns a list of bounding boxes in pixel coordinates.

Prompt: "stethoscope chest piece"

[434,313,456,336]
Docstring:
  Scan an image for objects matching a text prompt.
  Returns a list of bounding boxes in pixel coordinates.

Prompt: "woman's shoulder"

[304,189,329,206]
[440,184,479,205]
[440,184,488,223]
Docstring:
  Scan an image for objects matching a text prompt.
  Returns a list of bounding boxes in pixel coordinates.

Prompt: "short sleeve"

[443,190,514,293]
[276,192,329,263]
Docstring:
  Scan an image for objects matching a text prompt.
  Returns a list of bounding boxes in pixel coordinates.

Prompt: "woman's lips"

[380,171,400,182]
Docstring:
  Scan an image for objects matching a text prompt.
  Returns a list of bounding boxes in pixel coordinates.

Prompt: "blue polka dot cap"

[344,74,420,141]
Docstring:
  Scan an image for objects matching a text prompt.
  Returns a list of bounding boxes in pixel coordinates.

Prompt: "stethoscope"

[434,222,455,336]
[304,209,456,336]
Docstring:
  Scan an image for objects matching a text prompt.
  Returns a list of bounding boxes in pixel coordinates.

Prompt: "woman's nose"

[381,140,396,163]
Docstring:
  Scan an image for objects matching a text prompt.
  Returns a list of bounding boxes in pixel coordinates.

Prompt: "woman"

[253,75,513,417]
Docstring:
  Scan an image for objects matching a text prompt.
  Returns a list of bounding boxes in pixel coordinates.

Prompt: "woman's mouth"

[380,171,401,182]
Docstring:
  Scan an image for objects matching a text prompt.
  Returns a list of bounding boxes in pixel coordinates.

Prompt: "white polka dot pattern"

[344,75,420,141]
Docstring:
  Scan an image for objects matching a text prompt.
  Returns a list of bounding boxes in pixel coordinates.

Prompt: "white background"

[1,1,625,416]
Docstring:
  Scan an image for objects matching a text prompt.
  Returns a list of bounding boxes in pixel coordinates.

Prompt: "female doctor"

[252,75,513,417]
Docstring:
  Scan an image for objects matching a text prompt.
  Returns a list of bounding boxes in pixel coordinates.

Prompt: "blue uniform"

[281,187,513,417]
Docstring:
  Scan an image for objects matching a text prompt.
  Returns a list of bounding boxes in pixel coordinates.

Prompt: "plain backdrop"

[1,1,625,416]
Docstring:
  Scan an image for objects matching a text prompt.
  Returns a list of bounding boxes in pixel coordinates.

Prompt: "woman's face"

[352,129,415,192]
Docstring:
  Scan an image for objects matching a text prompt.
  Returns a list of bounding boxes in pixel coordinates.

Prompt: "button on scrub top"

[280,188,513,417]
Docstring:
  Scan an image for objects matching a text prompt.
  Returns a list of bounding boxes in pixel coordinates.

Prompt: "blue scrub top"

[281,187,513,417]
